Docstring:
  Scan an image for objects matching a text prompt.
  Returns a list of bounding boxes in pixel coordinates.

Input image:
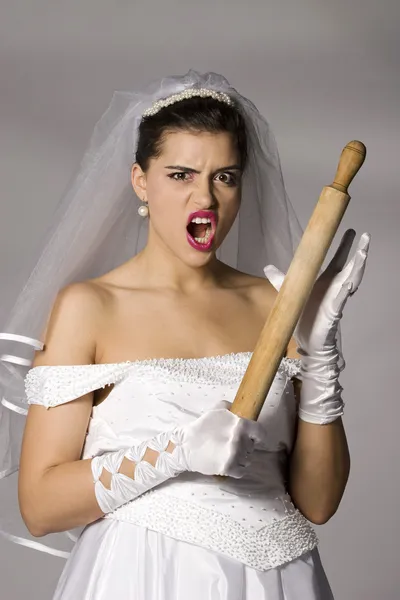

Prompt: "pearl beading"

[105,489,318,571]
[142,88,233,117]
[24,354,300,408]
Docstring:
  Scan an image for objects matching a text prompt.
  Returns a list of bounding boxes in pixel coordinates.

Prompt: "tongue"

[190,223,208,238]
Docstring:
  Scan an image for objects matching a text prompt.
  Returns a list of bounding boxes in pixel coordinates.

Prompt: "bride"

[0,71,369,599]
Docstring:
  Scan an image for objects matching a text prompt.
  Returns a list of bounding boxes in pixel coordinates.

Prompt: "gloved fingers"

[213,402,267,449]
[263,264,285,292]
[325,229,356,275]
[236,447,253,467]
[265,232,369,295]
[226,464,247,479]
[224,419,264,475]
[228,443,256,475]
[211,402,260,449]
[239,419,267,448]
[337,232,370,287]
[348,233,370,293]
[332,232,370,314]
[242,435,256,455]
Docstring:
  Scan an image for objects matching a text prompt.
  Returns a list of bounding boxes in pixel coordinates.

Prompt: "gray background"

[0,1,399,598]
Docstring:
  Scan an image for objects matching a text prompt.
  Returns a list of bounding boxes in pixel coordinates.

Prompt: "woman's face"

[132,130,242,267]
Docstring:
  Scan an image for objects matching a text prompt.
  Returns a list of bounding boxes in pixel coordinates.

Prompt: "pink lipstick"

[186,210,217,252]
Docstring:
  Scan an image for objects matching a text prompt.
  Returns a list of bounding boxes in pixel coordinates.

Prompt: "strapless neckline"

[94,351,253,368]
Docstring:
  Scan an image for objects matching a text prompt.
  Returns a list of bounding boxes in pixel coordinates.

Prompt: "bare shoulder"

[52,280,109,317]
[33,280,110,367]
[242,272,277,303]
[220,264,278,315]
[221,264,300,359]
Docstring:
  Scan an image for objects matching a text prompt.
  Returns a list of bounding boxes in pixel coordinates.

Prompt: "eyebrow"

[164,164,242,174]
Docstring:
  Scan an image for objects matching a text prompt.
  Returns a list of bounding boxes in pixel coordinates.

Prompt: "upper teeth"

[191,217,211,224]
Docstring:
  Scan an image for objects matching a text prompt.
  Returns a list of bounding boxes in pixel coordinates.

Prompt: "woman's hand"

[264,229,370,355]
[264,229,371,425]
[174,401,267,478]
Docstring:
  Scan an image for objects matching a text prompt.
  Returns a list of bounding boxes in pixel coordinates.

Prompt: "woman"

[0,71,369,599]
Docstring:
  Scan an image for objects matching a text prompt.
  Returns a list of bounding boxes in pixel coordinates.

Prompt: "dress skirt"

[53,519,334,600]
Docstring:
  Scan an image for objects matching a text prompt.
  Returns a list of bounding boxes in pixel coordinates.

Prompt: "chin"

[182,247,217,268]
[158,230,222,269]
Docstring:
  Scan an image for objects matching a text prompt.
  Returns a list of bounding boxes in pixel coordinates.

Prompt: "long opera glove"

[264,230,371,424]
[92,404,265,514]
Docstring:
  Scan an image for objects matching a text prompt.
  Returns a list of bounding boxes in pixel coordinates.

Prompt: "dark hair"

[135,96,248,171]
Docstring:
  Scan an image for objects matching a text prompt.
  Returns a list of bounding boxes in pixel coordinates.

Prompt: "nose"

[193,178,216,210]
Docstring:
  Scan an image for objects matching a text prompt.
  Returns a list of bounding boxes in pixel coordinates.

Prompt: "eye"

[168,172,192,182]
[215,172,238,186]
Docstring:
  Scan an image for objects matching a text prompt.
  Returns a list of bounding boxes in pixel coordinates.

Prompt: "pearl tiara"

[142,88,233,118]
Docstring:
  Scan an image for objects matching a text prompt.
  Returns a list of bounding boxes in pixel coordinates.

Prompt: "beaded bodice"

[25,353,318,571]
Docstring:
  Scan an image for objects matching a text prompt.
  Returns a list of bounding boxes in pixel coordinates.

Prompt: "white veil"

[0,70,303,556]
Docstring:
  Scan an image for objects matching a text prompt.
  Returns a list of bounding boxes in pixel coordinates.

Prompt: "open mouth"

[186,211,216,252]
[187,219,213,244]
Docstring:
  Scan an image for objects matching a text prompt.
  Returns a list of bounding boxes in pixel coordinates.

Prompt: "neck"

[132,231,223,293]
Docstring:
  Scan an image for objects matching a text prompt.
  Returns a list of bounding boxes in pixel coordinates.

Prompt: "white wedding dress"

[25,352,334,599]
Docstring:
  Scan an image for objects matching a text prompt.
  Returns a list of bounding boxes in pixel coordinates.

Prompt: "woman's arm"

[20,405,104,537]
[18,283,107,536]
[289,406,350,524]
[19,283,178,535]
[269,233,369,524]
[20,400,180,536]
[286,339,350,524]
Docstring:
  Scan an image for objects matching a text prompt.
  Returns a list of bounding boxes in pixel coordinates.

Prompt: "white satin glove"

[264,230,370,425]
[91,404,265,514]
[176,401,265,478]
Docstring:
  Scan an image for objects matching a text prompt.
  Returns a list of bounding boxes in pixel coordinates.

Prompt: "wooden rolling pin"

[230,140,366,420]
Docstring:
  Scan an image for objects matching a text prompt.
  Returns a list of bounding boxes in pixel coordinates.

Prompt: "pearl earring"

[138,200,149,218]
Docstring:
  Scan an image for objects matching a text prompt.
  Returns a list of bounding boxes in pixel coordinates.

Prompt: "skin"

[18,130,350,537]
